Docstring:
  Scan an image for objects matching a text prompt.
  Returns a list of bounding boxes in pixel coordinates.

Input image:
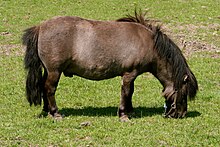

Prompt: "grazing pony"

[23,12,198,121]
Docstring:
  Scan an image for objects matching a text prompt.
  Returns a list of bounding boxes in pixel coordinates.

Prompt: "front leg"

[118,71,137,122]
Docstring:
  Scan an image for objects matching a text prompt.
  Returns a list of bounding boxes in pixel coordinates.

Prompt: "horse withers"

[22,12,198,121]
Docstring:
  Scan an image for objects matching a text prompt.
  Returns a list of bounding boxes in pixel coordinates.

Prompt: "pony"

[22,11,198,121]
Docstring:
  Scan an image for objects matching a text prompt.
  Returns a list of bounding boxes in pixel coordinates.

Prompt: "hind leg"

[42,69,49,113]
[44,71,61,118]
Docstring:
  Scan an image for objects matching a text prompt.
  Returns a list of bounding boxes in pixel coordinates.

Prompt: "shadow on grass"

[186,111,201,118]
[59,106,201,118]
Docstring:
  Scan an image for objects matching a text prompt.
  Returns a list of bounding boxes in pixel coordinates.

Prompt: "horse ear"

[183,75,189,83]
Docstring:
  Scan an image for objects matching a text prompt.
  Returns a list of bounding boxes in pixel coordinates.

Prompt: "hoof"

[54,113,64,120]
[119,115,130,122]
[48,112,64,120]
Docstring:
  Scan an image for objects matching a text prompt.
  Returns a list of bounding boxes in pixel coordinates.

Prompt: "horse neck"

[151,57,175,94]
[152,31,189,96]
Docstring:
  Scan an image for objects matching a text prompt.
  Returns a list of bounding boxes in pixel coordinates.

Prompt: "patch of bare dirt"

[0,44,24,56]
[162,23,220,58]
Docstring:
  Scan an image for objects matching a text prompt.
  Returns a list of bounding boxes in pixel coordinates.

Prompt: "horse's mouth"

[164,109,187,118]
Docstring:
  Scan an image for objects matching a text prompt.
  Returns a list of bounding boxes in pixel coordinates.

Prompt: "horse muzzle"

[164,100,187,118]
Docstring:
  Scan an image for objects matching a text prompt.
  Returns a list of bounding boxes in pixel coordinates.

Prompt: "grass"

[0,0,220,146]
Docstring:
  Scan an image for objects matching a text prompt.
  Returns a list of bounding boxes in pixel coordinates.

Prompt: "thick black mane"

[116,11,158,32]
[117,12,198,99]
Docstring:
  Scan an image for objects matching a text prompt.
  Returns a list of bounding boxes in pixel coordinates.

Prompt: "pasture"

[0,0,219,146]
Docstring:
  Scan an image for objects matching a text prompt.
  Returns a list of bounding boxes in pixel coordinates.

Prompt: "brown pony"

[22,12,198,121]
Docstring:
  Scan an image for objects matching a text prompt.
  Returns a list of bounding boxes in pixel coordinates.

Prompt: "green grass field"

[1,0,219,146]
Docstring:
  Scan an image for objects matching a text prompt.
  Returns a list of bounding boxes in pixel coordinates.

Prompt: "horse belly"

[63,60,121,80]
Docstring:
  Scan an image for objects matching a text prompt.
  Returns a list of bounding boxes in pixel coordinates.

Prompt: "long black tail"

[22,26,42,106]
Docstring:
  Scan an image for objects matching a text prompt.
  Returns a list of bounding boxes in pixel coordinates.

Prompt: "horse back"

[37,16,155,80]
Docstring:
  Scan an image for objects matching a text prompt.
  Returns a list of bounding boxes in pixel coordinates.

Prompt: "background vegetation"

[0,0,219,146]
